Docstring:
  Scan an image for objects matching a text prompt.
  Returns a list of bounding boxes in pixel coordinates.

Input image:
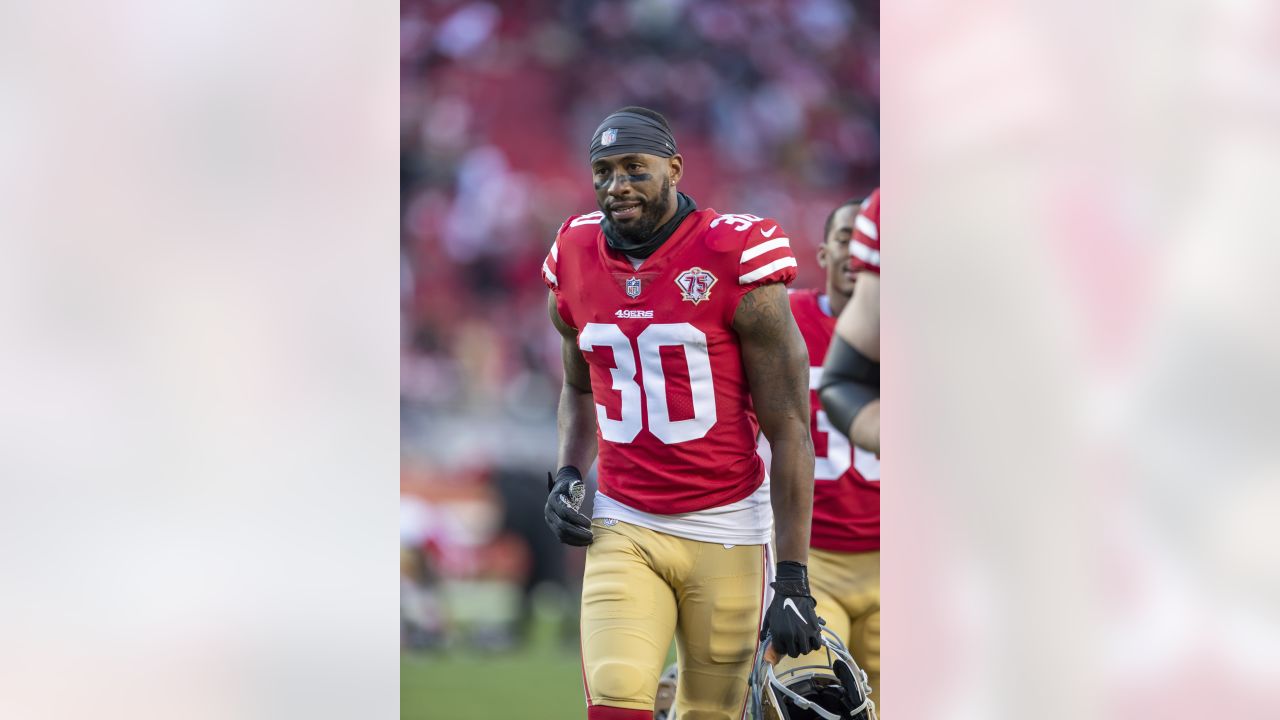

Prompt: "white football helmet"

[748,626,877,720]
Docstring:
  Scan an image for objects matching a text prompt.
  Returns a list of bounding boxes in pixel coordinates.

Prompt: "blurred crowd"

[401,0,878,651]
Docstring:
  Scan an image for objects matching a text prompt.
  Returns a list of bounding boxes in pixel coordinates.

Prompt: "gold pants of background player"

[774,548,881,717]
[580,520,766,719]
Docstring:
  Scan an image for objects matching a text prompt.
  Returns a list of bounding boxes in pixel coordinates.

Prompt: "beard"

[605,177,672,245]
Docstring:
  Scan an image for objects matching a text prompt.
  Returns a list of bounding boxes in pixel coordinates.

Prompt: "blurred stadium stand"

[400,0,878,653]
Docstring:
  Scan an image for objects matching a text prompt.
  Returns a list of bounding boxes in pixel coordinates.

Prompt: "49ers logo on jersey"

[675,267,717,305]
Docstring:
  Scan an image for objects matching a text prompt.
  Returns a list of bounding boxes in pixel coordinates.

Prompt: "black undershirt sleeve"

[818,335,879,438]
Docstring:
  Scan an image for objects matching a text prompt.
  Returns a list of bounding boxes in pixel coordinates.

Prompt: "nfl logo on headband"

[601,128,618,146]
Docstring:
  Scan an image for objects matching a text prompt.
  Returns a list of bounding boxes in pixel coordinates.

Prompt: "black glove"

[544,466,592,546]
[761,561,823,657]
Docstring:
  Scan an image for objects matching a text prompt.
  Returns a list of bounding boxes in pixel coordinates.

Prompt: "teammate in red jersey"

[774,196,883,715]
[821,188,880,453]
[542,106,820,720]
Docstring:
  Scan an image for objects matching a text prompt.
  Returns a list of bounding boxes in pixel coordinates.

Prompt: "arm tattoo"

[734,285,789,344]
[733,284,811,433]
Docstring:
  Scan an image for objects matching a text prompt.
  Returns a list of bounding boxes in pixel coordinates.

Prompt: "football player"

[820,189,880,453]
[542,106,822,720]
[773,195,883,717]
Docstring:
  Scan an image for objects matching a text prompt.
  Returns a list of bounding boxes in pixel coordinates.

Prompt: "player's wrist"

[555,465,583,483]
[772,560,811,596]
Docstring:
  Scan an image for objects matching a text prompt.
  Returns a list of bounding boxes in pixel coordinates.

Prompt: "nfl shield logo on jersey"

[625,276,642,298]
[601,128,618,146]
[675,267,718,305]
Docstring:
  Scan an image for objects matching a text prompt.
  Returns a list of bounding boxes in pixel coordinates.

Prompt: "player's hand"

[761,561,823,657]
[544,466,592,546]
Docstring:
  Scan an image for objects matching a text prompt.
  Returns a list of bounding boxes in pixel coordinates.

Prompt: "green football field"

[401,620,676,719]
[401,584,681,719]
[401,582,590,718]
[401,643,585,720]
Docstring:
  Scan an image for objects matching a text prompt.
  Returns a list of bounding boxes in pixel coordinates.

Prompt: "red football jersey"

[543,209,798,514]
[790,288,880,552]
[850,187,880,275]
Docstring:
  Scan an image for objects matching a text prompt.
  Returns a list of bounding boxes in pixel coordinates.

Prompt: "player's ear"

[667,154,683,185]
[817,243,829,268]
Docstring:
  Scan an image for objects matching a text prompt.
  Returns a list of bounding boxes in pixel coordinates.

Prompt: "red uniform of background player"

[790,287,880,551]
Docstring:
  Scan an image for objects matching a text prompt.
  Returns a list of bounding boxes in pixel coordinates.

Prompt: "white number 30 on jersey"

[578,322,717,444]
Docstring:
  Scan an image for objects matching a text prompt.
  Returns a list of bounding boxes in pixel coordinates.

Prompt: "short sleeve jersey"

[790,288,880,552]
[850,187,880,275]
[543,209,797,514]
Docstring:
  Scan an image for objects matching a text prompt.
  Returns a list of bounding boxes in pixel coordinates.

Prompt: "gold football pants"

[580,519,766,719]
[775,548,881,717]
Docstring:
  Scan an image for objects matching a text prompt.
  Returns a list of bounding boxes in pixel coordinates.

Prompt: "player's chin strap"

[751,629,877,720]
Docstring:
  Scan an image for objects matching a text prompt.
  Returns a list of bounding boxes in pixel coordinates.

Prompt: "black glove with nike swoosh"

[761,560,824,657]
[544,466,593,547]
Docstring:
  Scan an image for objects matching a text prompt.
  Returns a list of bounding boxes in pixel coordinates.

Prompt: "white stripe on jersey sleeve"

[850,241,880,268]
[551,240,559,261]
[738,256,798,284]
[855,214,879,240]
[542,260,558,286]
[740,237,791,263]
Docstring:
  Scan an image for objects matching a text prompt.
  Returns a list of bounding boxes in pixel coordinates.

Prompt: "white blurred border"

[885,1,1280,717]
[0,1,398,717]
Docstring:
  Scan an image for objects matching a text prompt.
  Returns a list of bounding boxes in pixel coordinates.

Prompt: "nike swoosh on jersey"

[782,597,807,624]
[761,225,778,238]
